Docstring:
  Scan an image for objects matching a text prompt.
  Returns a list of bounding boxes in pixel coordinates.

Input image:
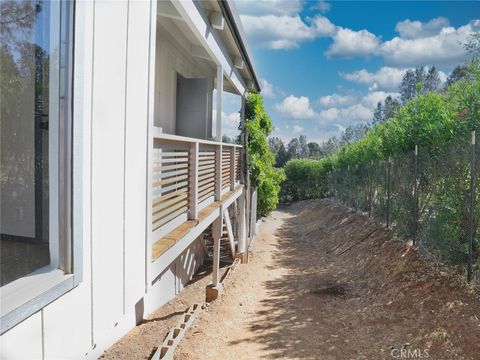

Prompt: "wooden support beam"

[209,11,224,30]
[234,57,244,70]
[212,216,222,287]
[157,1,184,21]
[238,191,246,254]
[191,45,212,62]
[224,208,235,258]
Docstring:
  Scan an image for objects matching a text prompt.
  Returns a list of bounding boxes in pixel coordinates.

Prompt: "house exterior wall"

[0,1,250,359]
[1,1,153,358]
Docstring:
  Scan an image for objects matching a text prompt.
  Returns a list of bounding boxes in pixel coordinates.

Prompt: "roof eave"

[218,0,261,93]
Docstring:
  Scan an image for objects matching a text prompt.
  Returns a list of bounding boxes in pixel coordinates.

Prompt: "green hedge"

[280,60,480,202]
[280,159,332,202]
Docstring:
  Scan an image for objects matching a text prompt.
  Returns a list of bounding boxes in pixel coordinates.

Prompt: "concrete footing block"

[235,252,248,264]
[205,284,223,302]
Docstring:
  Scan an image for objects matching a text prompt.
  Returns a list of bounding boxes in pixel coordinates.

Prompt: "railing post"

[188,142,199,220]
[230,146,235,190]
[468,130,476,282]
[215,144,222,200]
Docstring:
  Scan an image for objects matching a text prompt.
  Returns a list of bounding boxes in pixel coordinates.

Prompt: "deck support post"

[236,190,247,263]
[206,215,223,302]
[224,208,235,258]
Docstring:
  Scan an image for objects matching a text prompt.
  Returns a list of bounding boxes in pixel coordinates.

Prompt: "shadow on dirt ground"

[230,199,480,360]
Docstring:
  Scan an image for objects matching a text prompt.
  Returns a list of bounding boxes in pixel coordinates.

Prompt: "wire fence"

[329,132,480,284]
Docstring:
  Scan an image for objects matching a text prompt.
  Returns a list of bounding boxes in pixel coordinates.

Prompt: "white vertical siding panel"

[123,0,150,312]
[90,0,128,344]
[41,0,97,356]
[42,285,91,359]
[0,312,42,360]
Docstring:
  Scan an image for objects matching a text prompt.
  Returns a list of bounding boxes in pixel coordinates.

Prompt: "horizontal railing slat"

[152,188,188,206]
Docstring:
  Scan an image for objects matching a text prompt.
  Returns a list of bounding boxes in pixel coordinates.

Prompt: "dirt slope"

[175,199,480,360]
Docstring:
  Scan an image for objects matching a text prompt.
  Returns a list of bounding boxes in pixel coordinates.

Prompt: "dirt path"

[176,199,480,360]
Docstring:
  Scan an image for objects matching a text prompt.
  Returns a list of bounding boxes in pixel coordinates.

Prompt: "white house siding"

[0,1,233,359]
[1,1,151,358]
[144,237,206,314]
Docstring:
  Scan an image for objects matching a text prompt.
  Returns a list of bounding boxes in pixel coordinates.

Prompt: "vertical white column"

[145,0,158,289]
[216,65,223,141]
[188,142,199,220]
[212,215,222,287]
[238,191,246,254]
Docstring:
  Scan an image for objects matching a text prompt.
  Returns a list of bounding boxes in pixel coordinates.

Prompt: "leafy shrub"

[244,93,285,216]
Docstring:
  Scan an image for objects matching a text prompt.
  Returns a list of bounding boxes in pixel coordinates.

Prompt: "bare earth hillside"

[175,199,480,360]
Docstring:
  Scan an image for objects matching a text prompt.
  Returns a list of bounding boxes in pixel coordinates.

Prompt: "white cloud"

[214,111,241,139]
[340,67,407,90]
[341,66,448,90]
[318,93,356,107]
[292,125,304,133]
[326,28,381,58]
[361,91,400,108]
[395,17,450,39]
[314,91,399,133]
[311,1,331,13]
[235,0,303,16]
[275,95,316,119]
[239,2,479,67]
[260,78,275,98]
[240,14,336,49]
[318,104,373,127]
[380,20,480,66]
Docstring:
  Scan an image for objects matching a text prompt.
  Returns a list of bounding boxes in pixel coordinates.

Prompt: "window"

[0,0,73,333]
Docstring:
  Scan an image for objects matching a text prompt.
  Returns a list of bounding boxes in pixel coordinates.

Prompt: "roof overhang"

[218,0,261,93]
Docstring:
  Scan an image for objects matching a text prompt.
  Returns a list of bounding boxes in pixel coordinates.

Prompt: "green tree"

[275,143,290,167]
[244,93,285,216]
[287,137,300,159]
[465,32,480,59]
[372,101,384,124]
[383,95,401,121]
[268,136,283,156]
[446,64,470,87]
[298,135,309,158]
[307,142,321,158]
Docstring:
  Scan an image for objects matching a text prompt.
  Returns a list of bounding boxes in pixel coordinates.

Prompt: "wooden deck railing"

[151,129,242,239]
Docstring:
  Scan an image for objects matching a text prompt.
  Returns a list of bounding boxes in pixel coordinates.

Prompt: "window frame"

[0,0,77,335]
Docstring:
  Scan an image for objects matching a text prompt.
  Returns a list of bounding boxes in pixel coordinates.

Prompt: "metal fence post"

[468,130,476,282]
[353,165,358,210]
[348,165,351,208]
[386,156,391,228]
[368,160,373,217]
[413,145,419,245]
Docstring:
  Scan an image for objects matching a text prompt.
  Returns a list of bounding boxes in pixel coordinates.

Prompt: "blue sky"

[222,0,480,144]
